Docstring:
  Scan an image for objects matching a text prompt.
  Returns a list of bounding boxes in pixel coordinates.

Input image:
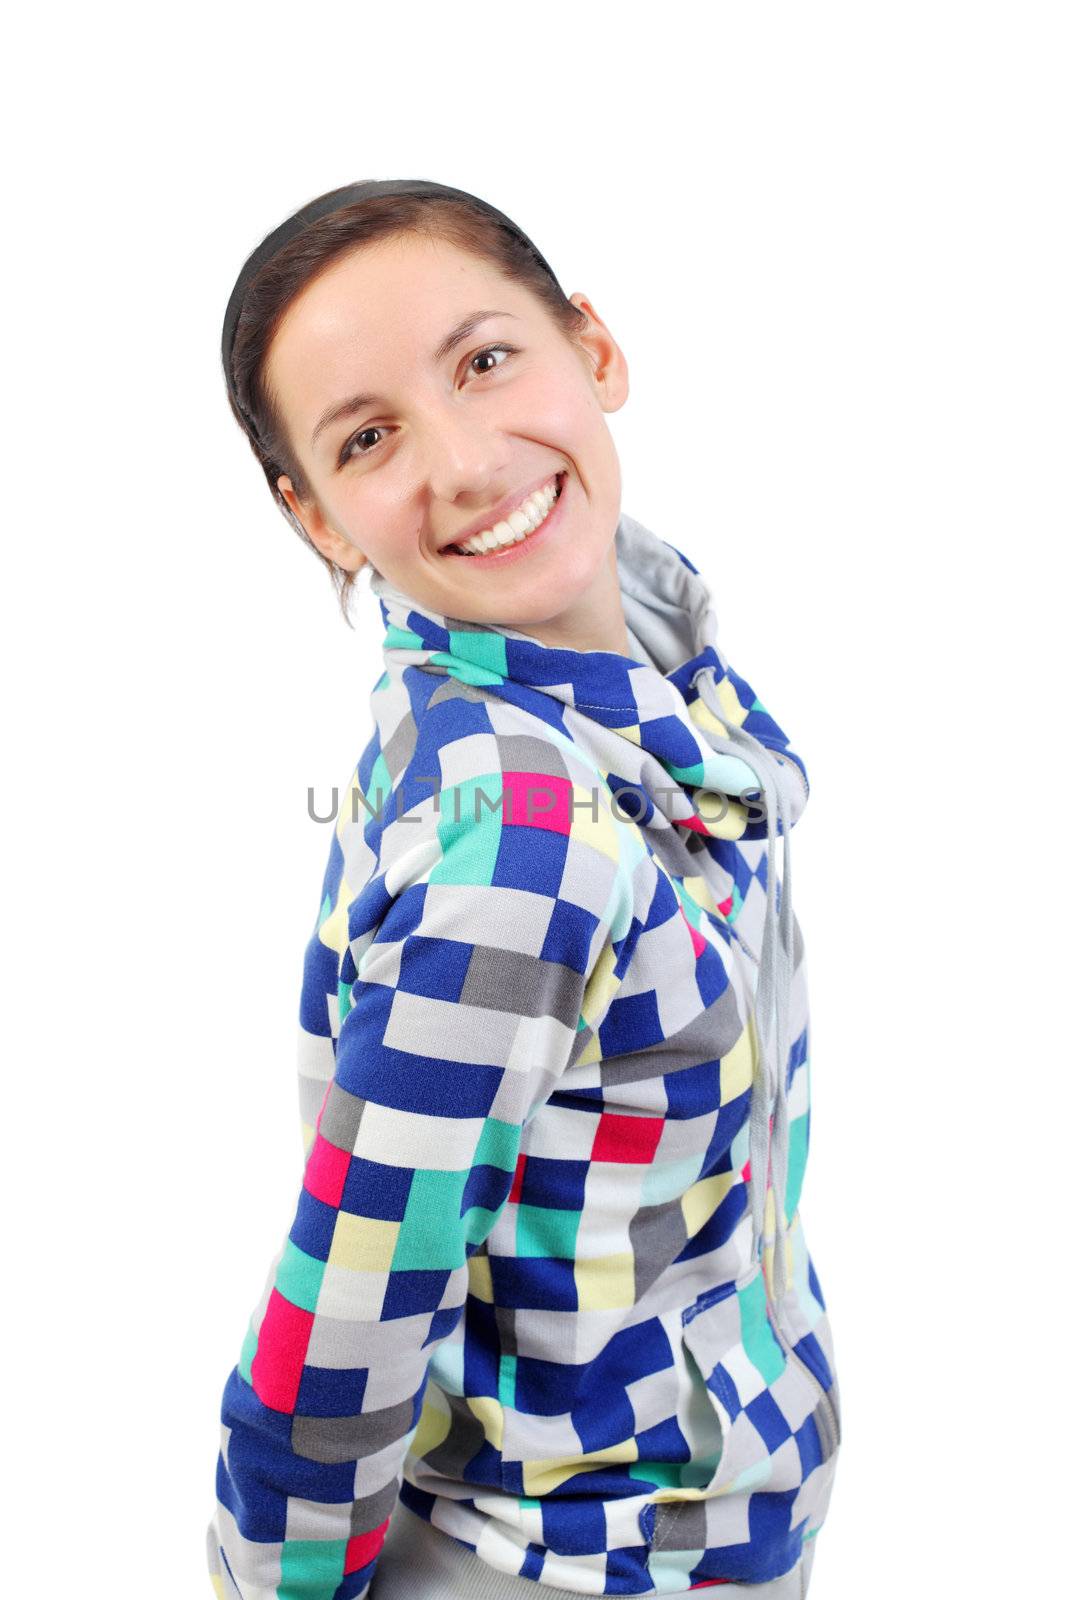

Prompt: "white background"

[5,4,1064,1595]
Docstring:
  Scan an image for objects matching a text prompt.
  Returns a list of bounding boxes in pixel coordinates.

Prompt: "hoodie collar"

[369,510,809,845]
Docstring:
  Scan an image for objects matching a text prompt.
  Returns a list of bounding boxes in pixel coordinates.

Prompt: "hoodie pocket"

[671,1257,837,1507]
[768,1213,843,1465]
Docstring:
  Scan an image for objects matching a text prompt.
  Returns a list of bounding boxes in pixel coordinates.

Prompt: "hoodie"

[206,511,842,1599]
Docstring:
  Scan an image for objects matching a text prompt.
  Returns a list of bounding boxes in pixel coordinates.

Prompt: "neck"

[510,540,631,657]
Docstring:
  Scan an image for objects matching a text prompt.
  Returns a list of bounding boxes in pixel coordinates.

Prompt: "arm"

[206,762,631,1600]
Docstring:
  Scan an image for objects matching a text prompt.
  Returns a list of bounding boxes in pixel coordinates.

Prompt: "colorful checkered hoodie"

[206,512,842,1599]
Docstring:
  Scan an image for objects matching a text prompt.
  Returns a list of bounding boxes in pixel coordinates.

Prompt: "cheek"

[512,374,596,441]
[334,481,405,551]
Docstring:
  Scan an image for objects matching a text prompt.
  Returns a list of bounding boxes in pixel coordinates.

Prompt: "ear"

[276,476,368,575]
[567,291,629,414]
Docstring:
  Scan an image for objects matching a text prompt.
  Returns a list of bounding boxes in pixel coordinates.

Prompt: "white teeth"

[453,475,560,555]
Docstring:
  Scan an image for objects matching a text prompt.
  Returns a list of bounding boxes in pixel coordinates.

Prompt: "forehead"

[266,234,536,422]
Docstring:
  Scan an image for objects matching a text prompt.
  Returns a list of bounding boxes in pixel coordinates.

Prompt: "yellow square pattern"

[523,1437,639,1496]
[719,1013,758,1104]
[574,1251,635,1310]
[681,1170,738,1238]
[329,1212,400,1273]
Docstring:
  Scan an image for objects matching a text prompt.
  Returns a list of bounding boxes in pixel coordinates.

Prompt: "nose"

[418,404,512,507]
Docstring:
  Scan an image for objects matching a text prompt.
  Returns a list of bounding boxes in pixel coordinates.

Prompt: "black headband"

[220,177,564,450]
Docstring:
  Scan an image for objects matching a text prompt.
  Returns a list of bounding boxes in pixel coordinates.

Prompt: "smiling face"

[266,231,631,652]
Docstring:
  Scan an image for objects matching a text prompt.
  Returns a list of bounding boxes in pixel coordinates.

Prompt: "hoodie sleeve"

[205,757,633,1600]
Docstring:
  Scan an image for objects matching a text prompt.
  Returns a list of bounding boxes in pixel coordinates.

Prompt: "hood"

[368,511,810,1304]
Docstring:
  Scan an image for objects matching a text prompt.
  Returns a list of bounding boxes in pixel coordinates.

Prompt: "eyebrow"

[310,308,519,451]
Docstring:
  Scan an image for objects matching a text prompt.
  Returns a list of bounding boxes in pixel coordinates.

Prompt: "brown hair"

[225,186,587,626]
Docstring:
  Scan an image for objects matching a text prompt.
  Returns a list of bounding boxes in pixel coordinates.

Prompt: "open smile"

[441,473,567,567]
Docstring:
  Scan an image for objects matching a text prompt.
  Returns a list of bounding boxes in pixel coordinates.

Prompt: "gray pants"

[369,1499,817,1599]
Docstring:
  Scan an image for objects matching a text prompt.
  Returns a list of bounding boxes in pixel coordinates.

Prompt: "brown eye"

[338,426,385,467]
[468,343,519,377]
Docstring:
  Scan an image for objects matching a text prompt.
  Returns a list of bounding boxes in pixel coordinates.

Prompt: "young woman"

[206,178,841,1600]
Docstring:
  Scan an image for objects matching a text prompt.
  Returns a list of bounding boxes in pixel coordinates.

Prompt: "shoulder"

[366,670,641,953]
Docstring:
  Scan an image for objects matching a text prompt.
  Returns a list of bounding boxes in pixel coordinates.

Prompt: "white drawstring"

[693,668,795,1307]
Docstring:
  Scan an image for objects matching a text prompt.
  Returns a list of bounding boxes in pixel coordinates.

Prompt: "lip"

[441,472,567,567]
